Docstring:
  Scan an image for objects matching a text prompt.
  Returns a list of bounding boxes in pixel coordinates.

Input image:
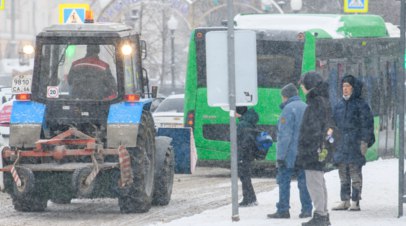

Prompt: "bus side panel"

[184,30,198,126]
[302,31,316,74]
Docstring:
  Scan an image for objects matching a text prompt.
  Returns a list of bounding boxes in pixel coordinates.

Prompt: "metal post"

[399,0,405,218]
[170,29,175,90]
[227,0,239,222]
[8,0,16,58]
[161,3,166,87]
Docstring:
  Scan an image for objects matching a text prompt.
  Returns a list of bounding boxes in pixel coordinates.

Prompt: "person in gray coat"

[267,83,313,219]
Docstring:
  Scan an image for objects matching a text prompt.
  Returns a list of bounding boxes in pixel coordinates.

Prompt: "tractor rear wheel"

[118,111,156,213]
[152,137,175,206]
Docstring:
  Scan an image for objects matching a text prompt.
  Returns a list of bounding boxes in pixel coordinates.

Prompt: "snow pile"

[150,158,406,226]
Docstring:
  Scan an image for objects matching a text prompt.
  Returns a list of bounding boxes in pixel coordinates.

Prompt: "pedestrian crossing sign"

[59,4,90,24]
[344,0,368,13]
[0,0,5,10]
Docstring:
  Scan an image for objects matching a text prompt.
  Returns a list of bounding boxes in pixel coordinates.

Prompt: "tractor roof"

[37,23,136,38]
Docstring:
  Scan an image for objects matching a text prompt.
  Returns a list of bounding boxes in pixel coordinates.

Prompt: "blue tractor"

[0,19,174,213]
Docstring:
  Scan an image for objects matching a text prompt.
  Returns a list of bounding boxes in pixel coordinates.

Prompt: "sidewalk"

[149,158,406,226]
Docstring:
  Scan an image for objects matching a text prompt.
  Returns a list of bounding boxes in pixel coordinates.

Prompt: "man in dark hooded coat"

[331,75,374,211]
[236,106,259,207]
[296,72,334,226]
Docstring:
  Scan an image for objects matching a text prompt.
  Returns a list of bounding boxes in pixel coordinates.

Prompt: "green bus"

[184,14,400,166]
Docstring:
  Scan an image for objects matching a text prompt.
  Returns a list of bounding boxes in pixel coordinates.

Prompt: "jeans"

[276,166,312,214]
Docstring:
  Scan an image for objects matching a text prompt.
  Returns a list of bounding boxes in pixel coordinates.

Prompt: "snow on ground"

[149,158,406,226]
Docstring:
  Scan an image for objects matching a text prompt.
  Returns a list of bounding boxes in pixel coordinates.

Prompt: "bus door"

[378,56,399,157]
[324,58,347,108]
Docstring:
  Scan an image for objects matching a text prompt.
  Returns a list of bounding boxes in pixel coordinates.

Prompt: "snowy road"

[0,167,276,226]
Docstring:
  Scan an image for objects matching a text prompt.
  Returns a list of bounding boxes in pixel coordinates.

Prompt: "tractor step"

[2,162,119,172]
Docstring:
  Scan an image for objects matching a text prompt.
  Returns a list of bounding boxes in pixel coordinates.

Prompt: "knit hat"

[281,83,298,98]
[302,71,323,90]
[236,106,248,115]
[342,75,355,87]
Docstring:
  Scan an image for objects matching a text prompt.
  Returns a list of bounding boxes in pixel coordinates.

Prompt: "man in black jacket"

[296,72,334,226]
[236,106,259,207]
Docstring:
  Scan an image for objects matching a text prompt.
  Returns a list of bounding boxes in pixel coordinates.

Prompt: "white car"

[153,94,184,128]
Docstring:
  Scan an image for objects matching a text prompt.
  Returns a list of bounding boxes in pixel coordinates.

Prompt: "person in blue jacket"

[267,83,313,219]
[332,75,374,211]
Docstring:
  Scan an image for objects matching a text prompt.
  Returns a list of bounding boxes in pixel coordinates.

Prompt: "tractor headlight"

[22,44,34,55]
[121,44,132,56]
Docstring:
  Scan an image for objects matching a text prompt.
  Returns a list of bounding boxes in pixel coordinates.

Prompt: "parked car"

[153,94,184,128]
[0,86,12,104]
[0,98,13,146]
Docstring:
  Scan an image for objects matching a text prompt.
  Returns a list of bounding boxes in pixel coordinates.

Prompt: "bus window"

[257,40,303,88]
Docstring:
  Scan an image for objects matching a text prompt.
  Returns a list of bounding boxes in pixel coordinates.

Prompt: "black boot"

[302,212,329,226]
[267,211,290,219]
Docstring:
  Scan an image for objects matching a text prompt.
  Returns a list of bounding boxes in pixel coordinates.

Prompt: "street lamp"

[290,0,303,13]
[167,15,178,91]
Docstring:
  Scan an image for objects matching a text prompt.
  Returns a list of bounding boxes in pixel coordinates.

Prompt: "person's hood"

[349,77,363,100]
[280,95,301,109]
[240,108,259,125]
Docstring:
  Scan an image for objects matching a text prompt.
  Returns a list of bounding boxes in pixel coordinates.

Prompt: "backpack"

[254,131,273,160]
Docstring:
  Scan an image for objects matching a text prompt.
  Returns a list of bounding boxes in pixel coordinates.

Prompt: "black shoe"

[239,200,258,207]
[302,212,329,226]
[267,211,290,219]
[299,212,312,218]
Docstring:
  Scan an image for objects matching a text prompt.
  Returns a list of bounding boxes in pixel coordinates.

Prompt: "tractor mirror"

[151,86,158,98]
[141,40,147,60]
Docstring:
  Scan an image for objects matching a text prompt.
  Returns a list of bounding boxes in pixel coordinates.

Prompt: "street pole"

[167,15,178,92]
[399,0,405,218]
[161,1,166,87]
[227,0,239,222]
[170,29,175,91]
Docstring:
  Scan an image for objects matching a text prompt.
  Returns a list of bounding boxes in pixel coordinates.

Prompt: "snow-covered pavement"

[149,158,406,226]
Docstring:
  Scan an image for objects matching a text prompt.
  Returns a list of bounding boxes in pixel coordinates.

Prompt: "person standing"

[331,75,374,211]
[236,106,259,207]
[267,83,312,219]
[68,45,117,99]
[296,72,334,226]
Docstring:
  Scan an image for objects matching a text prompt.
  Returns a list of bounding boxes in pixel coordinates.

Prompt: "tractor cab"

[12,22,149,143]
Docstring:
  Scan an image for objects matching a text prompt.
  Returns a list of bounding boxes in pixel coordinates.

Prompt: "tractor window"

[38,44,118,101]
[123,42,141,95]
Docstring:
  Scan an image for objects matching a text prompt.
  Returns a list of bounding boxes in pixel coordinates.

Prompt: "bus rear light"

[196,32,203,39]
[124,94,140,102]
[16,94,31,101]
[186,111,195,128]
[297,32,305,41]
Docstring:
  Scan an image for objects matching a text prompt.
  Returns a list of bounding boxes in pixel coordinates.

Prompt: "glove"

[277,160,285,168]
[360,141,368,156]
[318,148,328,162]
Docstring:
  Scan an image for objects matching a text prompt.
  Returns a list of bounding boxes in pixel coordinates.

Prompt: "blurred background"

[0,0,401,95]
